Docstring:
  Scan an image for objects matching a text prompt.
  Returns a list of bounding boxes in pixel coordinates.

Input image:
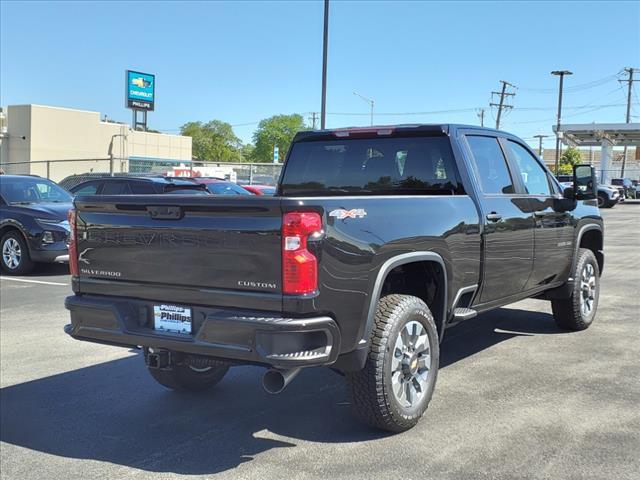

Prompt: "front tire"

[346,294,439,432]
[1,231,34,275]
[551,248,600,331]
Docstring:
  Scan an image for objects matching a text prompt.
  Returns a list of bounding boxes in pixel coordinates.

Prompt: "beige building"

[0,104,192,182]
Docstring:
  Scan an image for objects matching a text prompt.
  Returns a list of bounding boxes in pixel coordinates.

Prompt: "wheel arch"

[575,224,604,275]
[0,223,29,244]
[360,252,448,345]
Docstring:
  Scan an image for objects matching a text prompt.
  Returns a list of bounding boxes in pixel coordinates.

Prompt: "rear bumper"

[64,295,341,368]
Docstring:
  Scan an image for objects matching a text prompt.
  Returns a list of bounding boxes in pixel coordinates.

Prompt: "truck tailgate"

[73,196,283,298]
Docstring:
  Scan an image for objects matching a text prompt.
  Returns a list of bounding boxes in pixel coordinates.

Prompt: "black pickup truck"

[65,125,603,432]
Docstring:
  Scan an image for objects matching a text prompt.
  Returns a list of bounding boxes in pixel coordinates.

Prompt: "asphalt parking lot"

[1,202,639,480]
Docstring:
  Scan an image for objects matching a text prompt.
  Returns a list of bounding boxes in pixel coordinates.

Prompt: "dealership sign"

[126,70,155,111]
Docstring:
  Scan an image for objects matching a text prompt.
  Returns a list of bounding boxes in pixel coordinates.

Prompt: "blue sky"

[1,0,638,148]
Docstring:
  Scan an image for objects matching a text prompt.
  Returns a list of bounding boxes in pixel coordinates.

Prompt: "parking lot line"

[0,277,69,286]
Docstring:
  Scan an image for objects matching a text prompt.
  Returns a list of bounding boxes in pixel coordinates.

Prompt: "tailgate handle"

[146,206,183,220]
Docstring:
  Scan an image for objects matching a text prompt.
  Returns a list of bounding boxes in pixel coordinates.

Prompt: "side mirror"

[573,164,597,200]
[563,186,575,199]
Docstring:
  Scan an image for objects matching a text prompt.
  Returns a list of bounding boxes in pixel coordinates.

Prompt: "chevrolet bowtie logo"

[329,208,367,220]
[78,247,94,265]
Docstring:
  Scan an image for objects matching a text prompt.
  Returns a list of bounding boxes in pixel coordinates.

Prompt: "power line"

[325,107,478,116]
[518,74,617,93]
[506,102,627,125]
[231,121,261,127]
[156,101,628,134]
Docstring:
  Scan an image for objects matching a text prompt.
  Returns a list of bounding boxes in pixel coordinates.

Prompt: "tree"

[180,120,243,162]
[251,114,307,163]
[240,143,255,162]
[557,146,583,175]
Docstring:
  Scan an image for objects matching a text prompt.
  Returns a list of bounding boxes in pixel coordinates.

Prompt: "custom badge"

[329,208,367,220]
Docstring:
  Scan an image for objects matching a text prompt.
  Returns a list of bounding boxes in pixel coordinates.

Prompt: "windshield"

[280,135,464,196]
[206,182,250,195]
[0,177,72,204]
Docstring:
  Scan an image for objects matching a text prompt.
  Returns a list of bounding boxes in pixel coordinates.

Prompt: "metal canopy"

[554,123,640,147]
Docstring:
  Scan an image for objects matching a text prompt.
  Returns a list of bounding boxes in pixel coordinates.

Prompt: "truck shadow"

[0,306,566,475]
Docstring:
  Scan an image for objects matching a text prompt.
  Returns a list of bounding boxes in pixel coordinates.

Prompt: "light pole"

[533,134,549,158]
[551,70,572,174]
[320,0,329,130]
[353,91,374,126]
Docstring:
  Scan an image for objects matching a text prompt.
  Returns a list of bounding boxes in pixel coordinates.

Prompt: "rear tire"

[346,294,439,432]
[551,248,600,331]
[1,231,34,275]
[145,351,229,392]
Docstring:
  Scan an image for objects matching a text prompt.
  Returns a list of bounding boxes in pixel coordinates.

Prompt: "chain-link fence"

[0,157,283,188]
[597,168,640,182]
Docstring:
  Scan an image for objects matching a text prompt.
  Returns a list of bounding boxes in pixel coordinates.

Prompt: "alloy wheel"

[391,320,431,408]
[580,263,597,316]
[2,238,22,270]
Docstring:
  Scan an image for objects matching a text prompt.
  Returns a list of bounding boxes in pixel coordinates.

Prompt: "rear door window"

[465,136,515,194]
[129,182,157,194]
[101,181,132,195]
[280,135,463,196]
[72,181,101,195]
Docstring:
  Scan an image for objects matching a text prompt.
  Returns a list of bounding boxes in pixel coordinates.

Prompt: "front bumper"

[29,241,68,263]
[64,295,341,368]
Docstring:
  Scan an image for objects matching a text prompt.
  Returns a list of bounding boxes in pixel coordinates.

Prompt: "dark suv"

[0,175,72,274]
[69,176,209,196]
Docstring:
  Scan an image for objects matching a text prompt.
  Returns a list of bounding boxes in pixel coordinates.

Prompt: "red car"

[243,184,276,196]
[188,177,251,196]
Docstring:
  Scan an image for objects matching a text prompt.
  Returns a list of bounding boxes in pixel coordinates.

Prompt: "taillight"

[68,209,78,276]
[282,212,322,295]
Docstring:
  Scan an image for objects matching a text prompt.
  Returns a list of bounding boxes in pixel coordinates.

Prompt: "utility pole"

[533,134,549,157]
[490,80,515,130]
[310,112,318,130]
[619,67,638,177]
[320,0,329,130]
[551,70,573,174]
[477,108,485,127]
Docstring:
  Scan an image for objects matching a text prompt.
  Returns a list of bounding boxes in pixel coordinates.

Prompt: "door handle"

[486,212,502,222]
